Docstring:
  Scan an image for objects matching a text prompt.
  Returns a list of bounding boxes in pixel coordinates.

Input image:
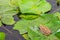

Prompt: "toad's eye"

[39,24,52,36]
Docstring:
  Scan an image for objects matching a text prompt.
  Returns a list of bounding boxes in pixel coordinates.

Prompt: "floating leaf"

[1,15,15,25]
[18,0,51,14]
[0,0,18,25]
[2,10,18,16]
[20,13,39,20]
[13,19,30,34]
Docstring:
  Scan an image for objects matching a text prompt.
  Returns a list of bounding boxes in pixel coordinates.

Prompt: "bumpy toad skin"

[40,24,52,36]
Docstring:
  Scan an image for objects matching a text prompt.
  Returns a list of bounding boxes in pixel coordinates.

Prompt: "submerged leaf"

[57,0,60,5]
[0,32,5,40]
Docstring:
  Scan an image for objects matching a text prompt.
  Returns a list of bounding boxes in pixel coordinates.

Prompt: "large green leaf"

[0,0,18,16]
[0,32,5,40]
[18,0,51,14]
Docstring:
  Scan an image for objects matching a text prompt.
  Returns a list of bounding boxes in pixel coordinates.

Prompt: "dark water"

[0,0,60,40]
